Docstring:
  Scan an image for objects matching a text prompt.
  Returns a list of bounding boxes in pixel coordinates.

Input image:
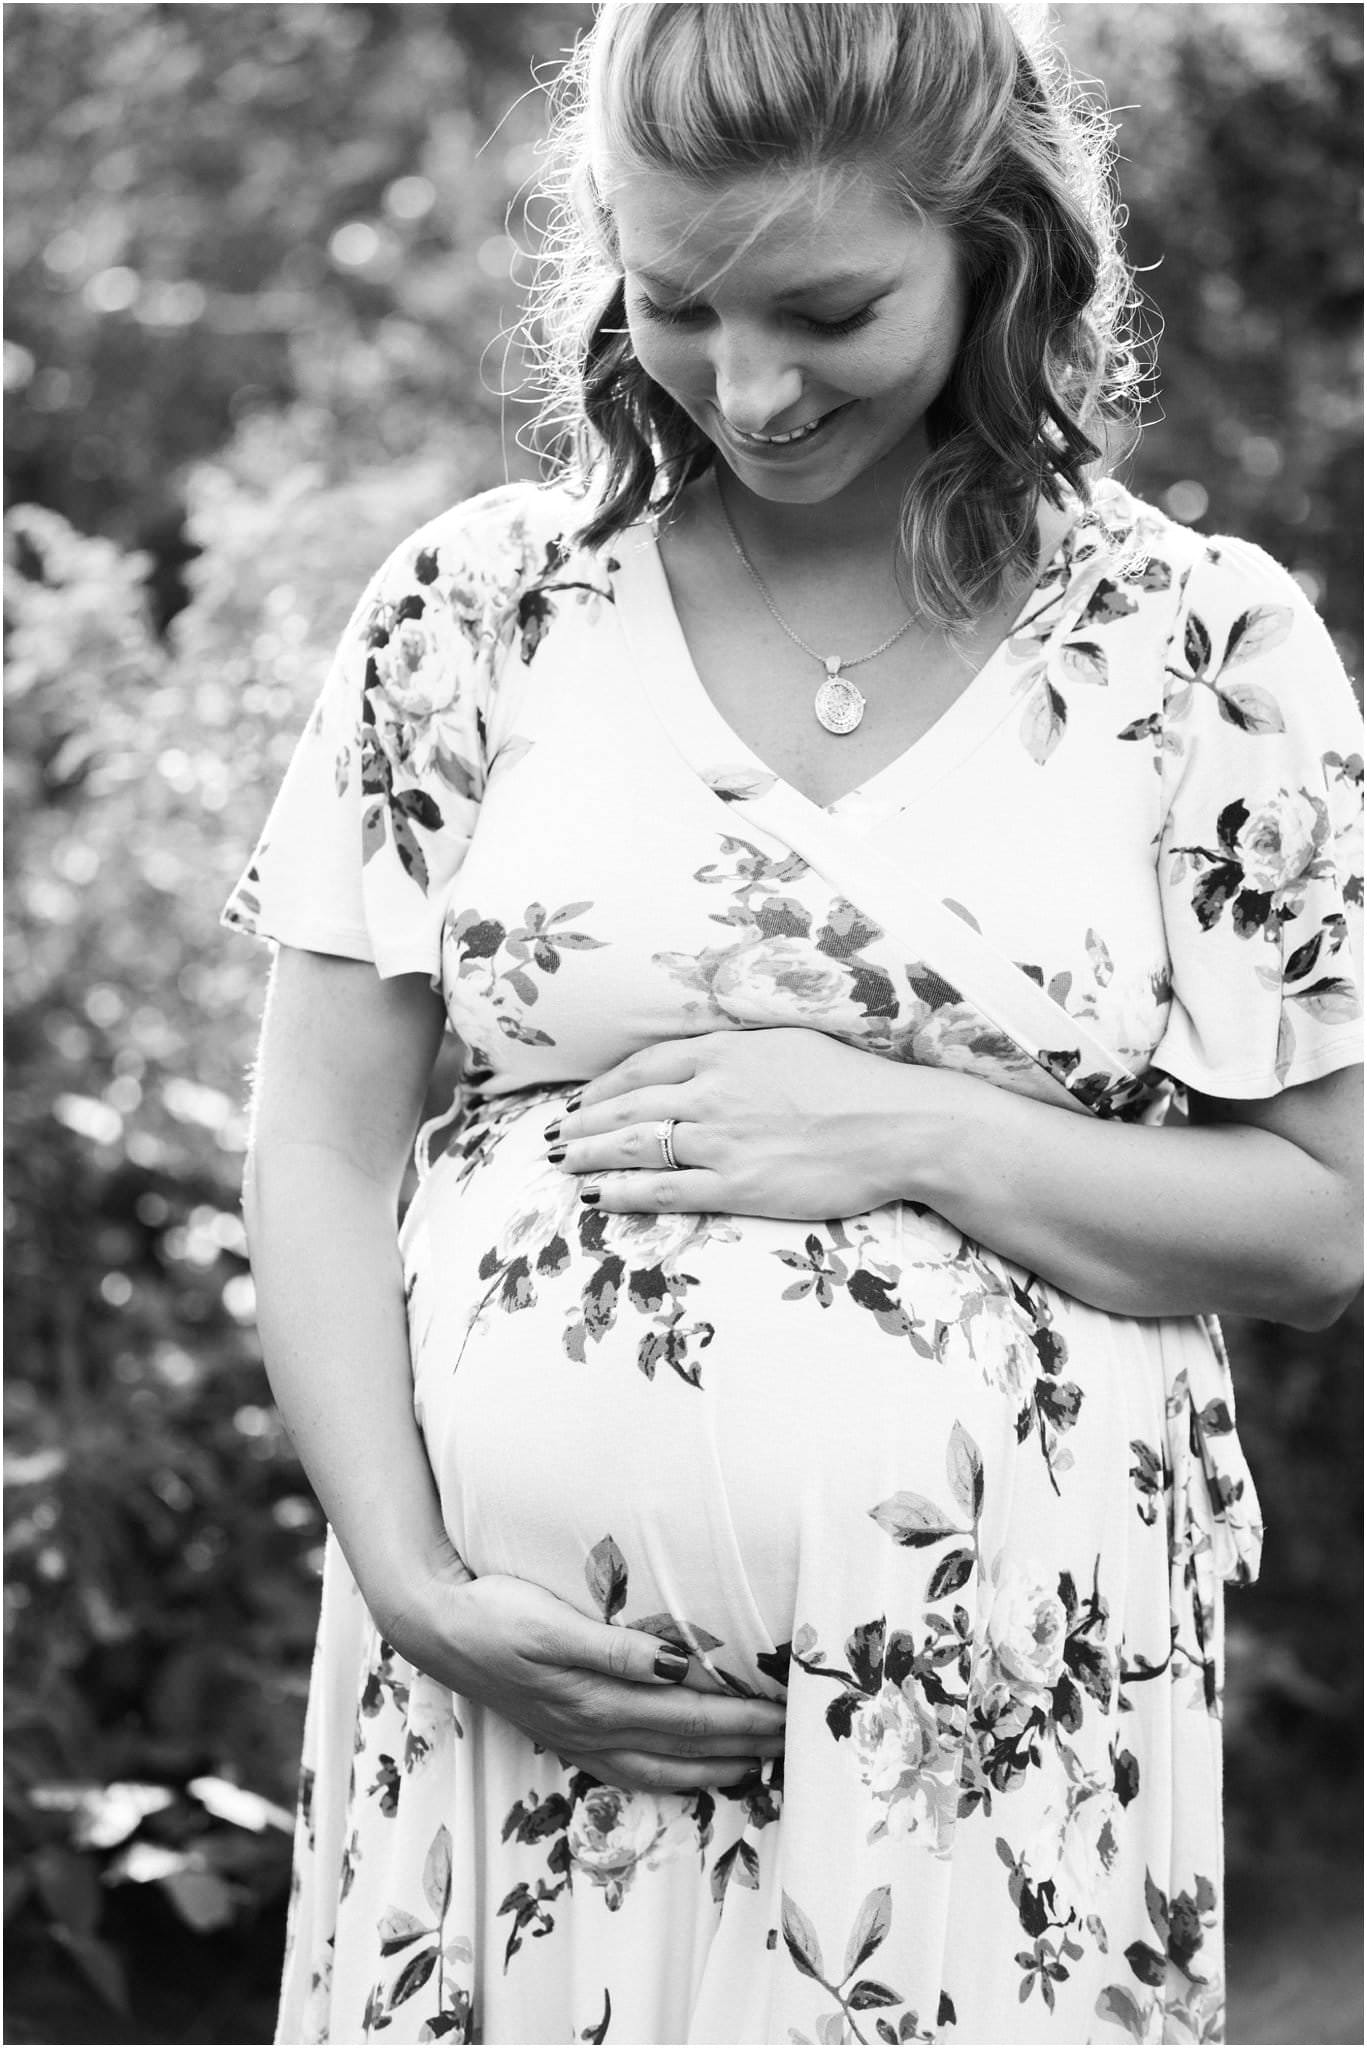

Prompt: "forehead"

[610,164,922,292]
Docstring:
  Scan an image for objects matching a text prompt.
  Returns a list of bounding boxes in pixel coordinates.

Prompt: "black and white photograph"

[5,5,1362,2043]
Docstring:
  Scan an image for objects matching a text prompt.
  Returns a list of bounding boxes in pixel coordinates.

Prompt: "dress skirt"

[274,1089,1255,2046]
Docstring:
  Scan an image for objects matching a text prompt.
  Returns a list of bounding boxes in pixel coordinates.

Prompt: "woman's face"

[613,164,966,506]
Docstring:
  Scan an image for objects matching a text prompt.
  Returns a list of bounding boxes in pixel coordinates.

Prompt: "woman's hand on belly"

[383,1557,787,1794]
[546,1027,927,1220]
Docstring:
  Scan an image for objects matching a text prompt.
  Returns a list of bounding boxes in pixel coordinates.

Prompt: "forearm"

[891,1069,1359,1328]
[244,1137,471,1632]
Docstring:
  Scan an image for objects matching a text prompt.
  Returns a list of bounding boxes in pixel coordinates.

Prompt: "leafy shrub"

[3,426,513,2019]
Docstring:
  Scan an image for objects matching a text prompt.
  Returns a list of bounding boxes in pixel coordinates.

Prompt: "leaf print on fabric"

[562,1202,732,1386]
[1056,640,1108,688]
[1095,1870,1223,2043]
[711,1837,762,1902]
[867,1494,966,1551]
[704,764,779,804]
[578,1988,613,2043]
[446,899,608,1048]
[774,1222,939,1357]
[1019,679,1067,765]
[1163,594,1292,743]
[782,1887,913,2043]
[513,535,618,663]
[363,1823,474,2038]
[1128,1439,1166,1528]
[586,1535,629,1622]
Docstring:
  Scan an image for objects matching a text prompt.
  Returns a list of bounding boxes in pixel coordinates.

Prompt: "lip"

[713,402,853,460]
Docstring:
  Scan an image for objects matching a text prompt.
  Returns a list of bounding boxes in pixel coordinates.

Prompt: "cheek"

[625,316,706,401]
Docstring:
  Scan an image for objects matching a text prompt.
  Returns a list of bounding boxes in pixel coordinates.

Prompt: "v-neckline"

[613,500,1095,819]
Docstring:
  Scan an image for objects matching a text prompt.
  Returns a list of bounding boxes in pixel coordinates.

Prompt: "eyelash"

[635,297,878,339]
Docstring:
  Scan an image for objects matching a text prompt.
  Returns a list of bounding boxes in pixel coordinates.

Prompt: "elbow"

[1281,1227,1363,1333]
[1284,1277,1362,1334]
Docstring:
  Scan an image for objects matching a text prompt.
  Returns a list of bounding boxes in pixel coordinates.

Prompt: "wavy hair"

[527,1,1147,631]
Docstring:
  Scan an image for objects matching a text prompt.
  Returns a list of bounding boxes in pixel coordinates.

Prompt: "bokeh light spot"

[1163,480,1209,525]
[385,174,436,221]
[329,221,380,270]
[84,266,141,314]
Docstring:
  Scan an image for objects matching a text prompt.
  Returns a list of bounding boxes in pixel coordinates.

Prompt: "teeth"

[736,414,825,446]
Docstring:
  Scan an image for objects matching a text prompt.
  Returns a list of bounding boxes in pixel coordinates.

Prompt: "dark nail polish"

[654,1647,689,1682]
[580,1186,600,1206]
[547,1145,566,1165]
[543,1120,561,1143]
[565,1090,583,1115]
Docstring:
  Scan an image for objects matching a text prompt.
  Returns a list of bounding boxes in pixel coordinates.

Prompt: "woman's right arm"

[244,946,785,1791]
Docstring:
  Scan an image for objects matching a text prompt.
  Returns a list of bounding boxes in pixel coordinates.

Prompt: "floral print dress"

[224,474,1362,2047]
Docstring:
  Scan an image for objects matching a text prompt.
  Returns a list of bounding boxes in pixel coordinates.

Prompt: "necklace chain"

[715,484,918,676]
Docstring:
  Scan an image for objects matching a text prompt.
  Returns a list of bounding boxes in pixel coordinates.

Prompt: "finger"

[606,1723,787,1761]
[583,1169,722,1215]
[577,1680,785,1745]
[525,1612,727,1694]
[557,1084,694,1146]
[574,1041,706,1115]
[564,1752,768,1795]
[560,1117,709,1177]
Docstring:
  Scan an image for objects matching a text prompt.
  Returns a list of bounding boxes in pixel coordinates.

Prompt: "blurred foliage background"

[3,4,1361,2042]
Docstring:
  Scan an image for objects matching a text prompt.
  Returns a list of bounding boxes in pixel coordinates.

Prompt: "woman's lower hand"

[379,1562,787,1795]
[546,1028,939,1219]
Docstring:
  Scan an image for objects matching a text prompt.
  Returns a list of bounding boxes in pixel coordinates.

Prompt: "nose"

[709,327,803,436]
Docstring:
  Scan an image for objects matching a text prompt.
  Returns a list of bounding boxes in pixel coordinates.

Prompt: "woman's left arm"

[549,1029,1362,1331]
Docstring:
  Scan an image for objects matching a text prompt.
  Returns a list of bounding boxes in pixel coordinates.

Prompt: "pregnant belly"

[403,1095,1093,1687]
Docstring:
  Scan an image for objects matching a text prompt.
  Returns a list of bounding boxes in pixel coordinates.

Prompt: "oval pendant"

[814,671,866,735]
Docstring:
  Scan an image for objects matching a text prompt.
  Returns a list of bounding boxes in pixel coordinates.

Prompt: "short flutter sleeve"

[1151,535,1363,1097]
[222,505,501,982]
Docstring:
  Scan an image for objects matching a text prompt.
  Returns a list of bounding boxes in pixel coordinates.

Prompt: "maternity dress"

[224,474,1363,2046]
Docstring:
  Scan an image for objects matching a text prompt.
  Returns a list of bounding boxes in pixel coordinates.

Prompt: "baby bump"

[403,1099,1152,1683]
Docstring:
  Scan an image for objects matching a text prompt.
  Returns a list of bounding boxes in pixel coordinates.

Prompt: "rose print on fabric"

[655,838,899,1041]
[1170,788,1332,940]
[566,1786,696,1911]
[791,1612,971,1855]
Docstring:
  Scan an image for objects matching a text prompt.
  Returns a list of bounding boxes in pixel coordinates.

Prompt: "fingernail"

[580,1186,600,1206]
[654,1647,689,1682]
[543,1120,561,1143]
[565,1090,583,1115]
[547,1145,566,1165]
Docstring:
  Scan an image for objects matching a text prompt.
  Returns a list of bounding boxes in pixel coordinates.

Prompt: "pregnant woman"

[226,5,1363,2042]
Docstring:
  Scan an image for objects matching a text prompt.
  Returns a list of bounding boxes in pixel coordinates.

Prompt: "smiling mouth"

[722,405,847,448]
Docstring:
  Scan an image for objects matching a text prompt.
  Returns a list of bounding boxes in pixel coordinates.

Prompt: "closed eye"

[635,296,879,339]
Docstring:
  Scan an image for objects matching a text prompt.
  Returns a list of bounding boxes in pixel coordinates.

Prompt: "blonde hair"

[529,2,1145,630]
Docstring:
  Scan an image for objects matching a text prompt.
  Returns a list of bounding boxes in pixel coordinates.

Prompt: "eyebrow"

[633,265,894,301]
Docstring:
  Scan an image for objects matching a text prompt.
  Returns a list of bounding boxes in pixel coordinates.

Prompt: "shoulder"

[369,475,606,599]
[348,473,624,676]
[1073,475,1206,594]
